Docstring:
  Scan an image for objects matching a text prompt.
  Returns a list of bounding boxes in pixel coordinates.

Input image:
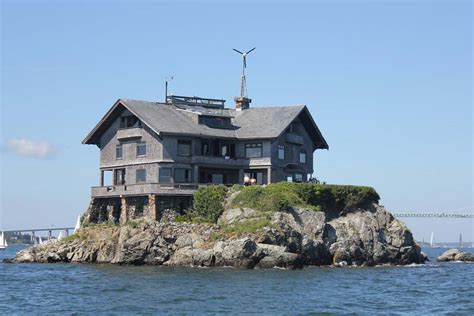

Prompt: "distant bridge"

[4,227,75,242]
[392,207,474,218]
[392,213,473,218]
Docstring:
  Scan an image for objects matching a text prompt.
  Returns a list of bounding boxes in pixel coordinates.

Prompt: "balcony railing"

[91,182,202,197]
[117,127,143,140]
[192,155,271,167]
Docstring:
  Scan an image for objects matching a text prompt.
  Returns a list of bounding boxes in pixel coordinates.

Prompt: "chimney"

[234,96,251,111]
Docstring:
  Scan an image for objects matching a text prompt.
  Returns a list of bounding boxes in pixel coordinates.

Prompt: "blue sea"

[1,244,473,315]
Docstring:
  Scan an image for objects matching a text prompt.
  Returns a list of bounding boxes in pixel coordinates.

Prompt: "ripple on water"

[1,245,474,314]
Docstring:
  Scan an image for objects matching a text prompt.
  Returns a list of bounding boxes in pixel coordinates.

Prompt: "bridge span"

[4,227,75,243]
[391,211,473,219]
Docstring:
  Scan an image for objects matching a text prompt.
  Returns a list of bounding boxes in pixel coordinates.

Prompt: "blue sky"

[1,0,472,242]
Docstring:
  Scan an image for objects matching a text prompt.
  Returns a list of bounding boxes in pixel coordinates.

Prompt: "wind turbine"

[233,47,256,97]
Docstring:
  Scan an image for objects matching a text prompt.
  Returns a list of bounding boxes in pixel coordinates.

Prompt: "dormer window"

[198,115,231,129]
[120,115,142,128]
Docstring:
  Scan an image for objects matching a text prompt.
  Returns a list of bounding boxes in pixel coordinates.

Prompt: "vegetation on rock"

[232,182,380,214]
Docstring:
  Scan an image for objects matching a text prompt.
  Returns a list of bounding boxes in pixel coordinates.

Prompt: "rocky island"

[437,249,474,262]
[8,183,427,268]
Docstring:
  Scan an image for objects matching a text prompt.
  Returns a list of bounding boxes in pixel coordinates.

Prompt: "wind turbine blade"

[246,47,256,54]
[244,57,246,68]
[233,48,244,54]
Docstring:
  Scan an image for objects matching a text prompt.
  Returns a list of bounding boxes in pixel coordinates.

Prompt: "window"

[201,140,210,156]
[278,145,285,160]
[116,144,123,160]
[221,143,235,158]
[198,116,231,129]
[137,142,146,157]
[120,115,141,128]
[114,169,126,185]
[159,168,172,183]
[177,140,191,157]
[294,173,303,183]
[211,174,224,184]
[299,150,306,163]
[287,175,293,183]
[175,168,191,183]
[136,169,146,183]
[245,143,262,158]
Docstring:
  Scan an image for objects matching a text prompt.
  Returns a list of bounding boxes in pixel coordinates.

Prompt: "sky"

[1,0,472,242]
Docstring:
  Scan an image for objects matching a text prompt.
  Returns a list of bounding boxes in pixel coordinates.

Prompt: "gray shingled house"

[82,95,328,223]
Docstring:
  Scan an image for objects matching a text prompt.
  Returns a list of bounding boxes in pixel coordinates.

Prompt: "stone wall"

[83,194,193,226]
[82,197,121,225]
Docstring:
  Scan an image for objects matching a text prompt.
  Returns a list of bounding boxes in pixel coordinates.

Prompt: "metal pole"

[165,80,168,103]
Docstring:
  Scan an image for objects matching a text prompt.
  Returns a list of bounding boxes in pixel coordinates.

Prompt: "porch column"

[267,167,272,184]
[238,169,244,185]
[100,170,104,186]
[147,194,158,221]
[120,196,128,225]
[193,165,199,184]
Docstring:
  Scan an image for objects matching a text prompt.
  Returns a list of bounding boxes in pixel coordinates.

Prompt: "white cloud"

[5,138,58,159]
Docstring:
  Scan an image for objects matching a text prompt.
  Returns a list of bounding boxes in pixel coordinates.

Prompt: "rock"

[220,238,264,268]
[327,205,425,266]
[255,244,303,269]
[6,202,426,268]
[218,207,259,225]
[437,249,474,262]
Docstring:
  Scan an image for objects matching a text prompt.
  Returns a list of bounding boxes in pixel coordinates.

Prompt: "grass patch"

[232,182,379,214]
[222,217,271,235]
[59,234,78,243]
[211,217,272,240]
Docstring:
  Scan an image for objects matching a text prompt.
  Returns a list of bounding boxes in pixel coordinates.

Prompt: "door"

[114,169,126,185]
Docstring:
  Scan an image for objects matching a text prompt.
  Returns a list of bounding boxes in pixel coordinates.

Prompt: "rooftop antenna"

[165,75,173,103]
[233,47,256,97]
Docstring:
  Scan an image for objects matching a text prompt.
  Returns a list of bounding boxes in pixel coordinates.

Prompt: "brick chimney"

[234,96,251,111]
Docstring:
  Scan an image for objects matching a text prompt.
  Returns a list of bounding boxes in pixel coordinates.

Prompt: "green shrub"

[190,185,228,223]
[174,214,190,223]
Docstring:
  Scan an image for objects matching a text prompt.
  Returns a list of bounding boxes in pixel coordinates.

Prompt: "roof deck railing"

[167,95,226,108]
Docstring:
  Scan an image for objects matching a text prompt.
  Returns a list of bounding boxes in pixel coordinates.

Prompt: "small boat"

[0,231,8,250]
[430,232,439,248]
[57,230,64,241]
[73,215,81,234]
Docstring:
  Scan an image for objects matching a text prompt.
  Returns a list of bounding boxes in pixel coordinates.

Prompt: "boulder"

[437,249,474,262]
[218,207,259,225]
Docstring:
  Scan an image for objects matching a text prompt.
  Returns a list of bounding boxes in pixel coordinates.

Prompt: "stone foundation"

[82,195,193,226]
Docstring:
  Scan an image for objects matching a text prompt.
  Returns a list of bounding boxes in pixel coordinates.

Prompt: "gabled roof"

[82,98,329,150]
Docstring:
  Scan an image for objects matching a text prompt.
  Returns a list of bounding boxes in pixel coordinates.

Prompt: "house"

[82,95,328,224]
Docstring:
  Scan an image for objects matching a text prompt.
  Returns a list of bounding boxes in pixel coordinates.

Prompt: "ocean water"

[1,245,473,315]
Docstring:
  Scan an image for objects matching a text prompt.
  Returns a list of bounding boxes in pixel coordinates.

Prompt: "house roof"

[82,98,329,150]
